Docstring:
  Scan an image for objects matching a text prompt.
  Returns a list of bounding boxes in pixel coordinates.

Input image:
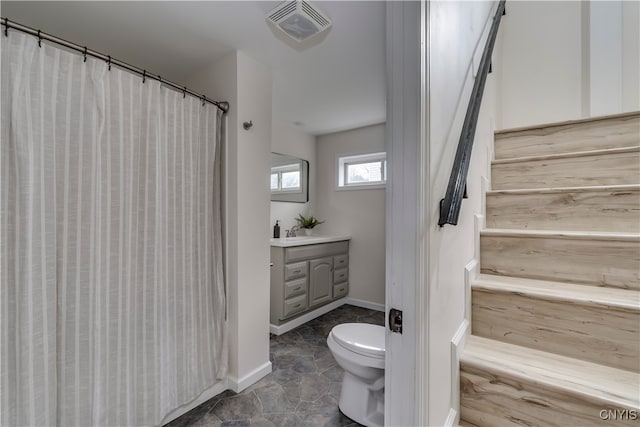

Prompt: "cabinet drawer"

[333,254,349,269]
[333,282,348,299]
[283,294,308,318]
[286,241,349,263]
[284,277,307,299]
[285,261,307,281]
[333,267,348,284]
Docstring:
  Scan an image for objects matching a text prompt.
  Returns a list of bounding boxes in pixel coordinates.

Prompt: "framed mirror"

[271,152,309,203]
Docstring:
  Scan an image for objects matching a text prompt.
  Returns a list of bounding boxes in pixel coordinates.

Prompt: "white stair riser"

[472,288,639,372]
[480,234,640,290]
[495,114,640,160]
[461,366,639,427]
[491,150,640,190]
[486,188,640,233]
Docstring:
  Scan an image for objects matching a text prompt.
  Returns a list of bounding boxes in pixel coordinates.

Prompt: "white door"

[385,1,428,426]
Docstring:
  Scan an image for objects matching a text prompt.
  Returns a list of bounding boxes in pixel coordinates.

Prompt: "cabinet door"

[308,256,333,308]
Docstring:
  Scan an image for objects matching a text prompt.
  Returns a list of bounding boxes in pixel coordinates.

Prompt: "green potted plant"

[295,214,325,236]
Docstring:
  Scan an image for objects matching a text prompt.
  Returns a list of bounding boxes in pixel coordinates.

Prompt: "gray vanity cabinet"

[309,257,333,308]
[270,240,349,326]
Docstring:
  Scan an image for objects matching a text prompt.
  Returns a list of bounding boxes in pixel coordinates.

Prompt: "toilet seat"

[330,323,385,359]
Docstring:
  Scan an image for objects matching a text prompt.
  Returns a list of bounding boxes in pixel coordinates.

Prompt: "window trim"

[337,151,387,190]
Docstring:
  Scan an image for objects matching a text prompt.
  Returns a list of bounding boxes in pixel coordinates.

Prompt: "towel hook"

[243,120,253,130]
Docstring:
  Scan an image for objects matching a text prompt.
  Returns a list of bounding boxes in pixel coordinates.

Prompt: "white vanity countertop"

[270,235,351,248]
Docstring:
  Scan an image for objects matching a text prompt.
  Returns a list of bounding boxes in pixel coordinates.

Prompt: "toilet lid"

[331,323,385,359]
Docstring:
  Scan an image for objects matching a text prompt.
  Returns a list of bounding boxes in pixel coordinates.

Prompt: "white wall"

[425,1,497,425]
[590,1,623,116]
[186,50,272,390]
[621,0,640,113]
[591,0,640,116]
[270,120,316,234]
[497,1,583,128]
[316,124,386,308]
[497,0,640,129]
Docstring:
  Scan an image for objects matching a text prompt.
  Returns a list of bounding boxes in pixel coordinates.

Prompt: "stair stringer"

[446,210,486,427]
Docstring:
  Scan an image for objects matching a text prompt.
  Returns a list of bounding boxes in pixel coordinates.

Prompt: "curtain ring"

[201,95,206,106]
[142,70,146,83]
[83,46,87,63]
[183,86,187,99]
[4,18,8,37]
[37,30,42,47]
[107,55,111,71]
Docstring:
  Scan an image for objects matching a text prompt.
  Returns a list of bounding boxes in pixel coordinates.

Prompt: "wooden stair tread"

[462,335,640,410]
[486,183,640,196]
[481,228,640,241]
[495,111,640,136]
[492,145,640,165]
[474,274,640,312]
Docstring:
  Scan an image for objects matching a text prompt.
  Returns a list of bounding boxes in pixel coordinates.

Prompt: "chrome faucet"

[288,225,299,237]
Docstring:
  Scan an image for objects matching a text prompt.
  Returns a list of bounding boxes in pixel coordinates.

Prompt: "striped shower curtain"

[1,31,227,426]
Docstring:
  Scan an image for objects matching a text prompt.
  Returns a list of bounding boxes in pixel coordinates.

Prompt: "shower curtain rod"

[1,17,229,114]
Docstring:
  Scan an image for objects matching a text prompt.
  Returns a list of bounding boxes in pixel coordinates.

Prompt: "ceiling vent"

[267,1,332,43]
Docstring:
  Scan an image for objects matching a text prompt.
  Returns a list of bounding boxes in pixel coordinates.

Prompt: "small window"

[271,163,302,193]
[281,170,300,189]
[338,152,387,189]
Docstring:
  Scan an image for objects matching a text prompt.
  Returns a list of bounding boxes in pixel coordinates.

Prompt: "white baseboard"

[449,319,470,427]
[228,361,272,393]
[444,408,458,427]
[344,297,385,312]
[269,297,385,336]
[465,258,479,324]
[270,298,347,335]
[160,379,229,425]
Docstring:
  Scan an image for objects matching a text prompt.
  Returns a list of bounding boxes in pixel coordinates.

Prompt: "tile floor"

[166,304,385,427]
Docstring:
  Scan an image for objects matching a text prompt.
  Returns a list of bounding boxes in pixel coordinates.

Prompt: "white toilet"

[327,323,385,427]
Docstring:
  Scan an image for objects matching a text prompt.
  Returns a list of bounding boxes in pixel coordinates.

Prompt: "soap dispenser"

[273,220,280,238]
